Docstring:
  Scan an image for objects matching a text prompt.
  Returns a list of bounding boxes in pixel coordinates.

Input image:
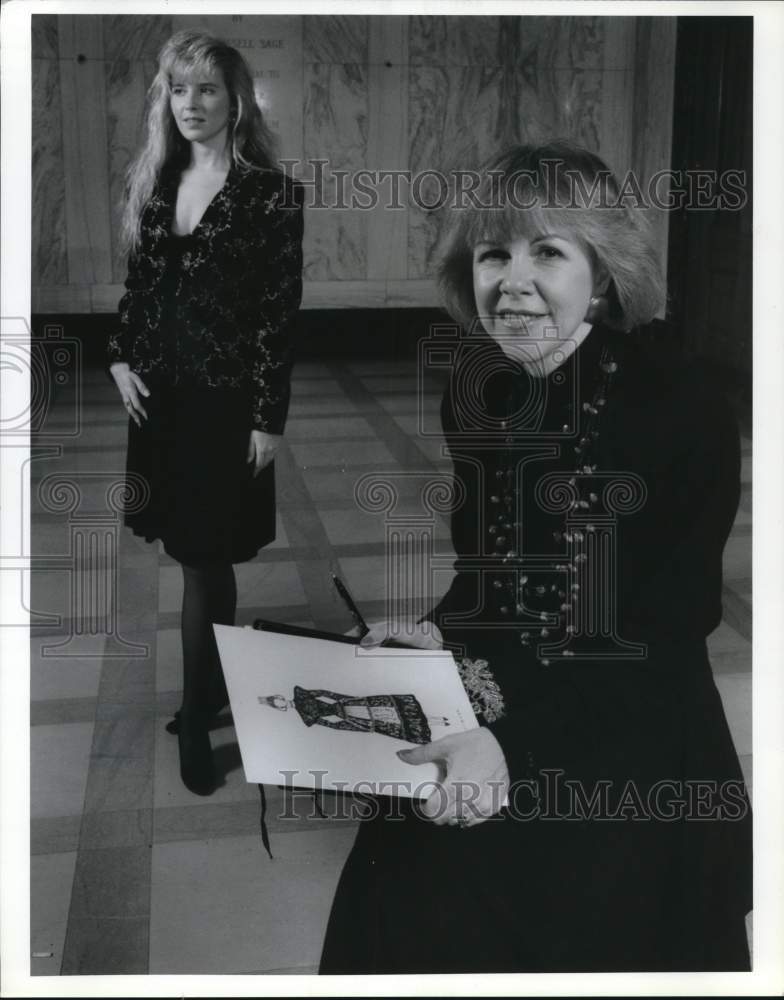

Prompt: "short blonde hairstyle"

[437,141,665,332]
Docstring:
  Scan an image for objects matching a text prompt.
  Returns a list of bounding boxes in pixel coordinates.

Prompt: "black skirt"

[123,377,276,565]
[319,649,752,974]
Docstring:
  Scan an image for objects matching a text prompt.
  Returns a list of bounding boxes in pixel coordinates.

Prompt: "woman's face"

[472,231,597,372]
[169,65,232,146]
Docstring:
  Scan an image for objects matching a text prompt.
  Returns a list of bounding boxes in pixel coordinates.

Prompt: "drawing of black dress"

[292,685,432,744]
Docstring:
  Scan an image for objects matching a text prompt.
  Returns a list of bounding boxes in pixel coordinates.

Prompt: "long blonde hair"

[120,29,277,256]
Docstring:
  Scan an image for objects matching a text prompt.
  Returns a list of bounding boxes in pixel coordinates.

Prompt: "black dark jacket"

[430,322,743,779]
[321,321,751,975]
[107,164,303,433]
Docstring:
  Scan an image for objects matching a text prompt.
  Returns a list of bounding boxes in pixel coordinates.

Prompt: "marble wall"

[102,16,174,284]
[302,16,369,282]
[407,16,608,279]
[31,14,676,312]
[32,15,67,288]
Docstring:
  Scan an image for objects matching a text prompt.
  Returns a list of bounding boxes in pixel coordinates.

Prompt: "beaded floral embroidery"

[485,345,621,665]
[107,166,303,433]
[456,657,506,723]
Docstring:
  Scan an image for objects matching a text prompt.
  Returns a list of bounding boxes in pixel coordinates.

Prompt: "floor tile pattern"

[30,361,753,974]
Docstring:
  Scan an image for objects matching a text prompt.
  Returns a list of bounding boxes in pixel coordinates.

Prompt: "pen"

[330,573,370,638]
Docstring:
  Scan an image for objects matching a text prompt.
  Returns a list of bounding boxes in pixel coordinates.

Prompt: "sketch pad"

[214,624,478,797]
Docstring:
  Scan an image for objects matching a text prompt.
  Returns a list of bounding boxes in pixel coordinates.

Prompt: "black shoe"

[177,713,215,796]
[165,712,181,736]
[166,698,229,736]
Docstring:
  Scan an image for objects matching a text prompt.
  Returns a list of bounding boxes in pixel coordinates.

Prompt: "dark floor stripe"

[326,363,442,472]
[156,604,313,633]
[721,586,752,643]
[31,697,97,726]
[153,800,358,845]
[59,529,158,975]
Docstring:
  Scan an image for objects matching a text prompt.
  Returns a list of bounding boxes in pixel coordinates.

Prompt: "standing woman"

[108,31,303,796]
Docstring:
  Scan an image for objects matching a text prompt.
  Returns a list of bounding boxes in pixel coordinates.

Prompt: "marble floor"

[29,359,753,976]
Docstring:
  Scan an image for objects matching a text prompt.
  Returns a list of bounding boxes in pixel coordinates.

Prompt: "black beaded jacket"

[107,164,304,433]
[429,321,743,785]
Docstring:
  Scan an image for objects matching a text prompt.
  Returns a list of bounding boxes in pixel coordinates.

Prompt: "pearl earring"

[585,295,608,323]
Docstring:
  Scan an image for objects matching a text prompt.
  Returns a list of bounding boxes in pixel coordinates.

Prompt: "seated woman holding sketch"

[319,141,751,974]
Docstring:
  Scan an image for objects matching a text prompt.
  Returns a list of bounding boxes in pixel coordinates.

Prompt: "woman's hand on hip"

[398,728,510,828]
[109,362,149,427]
[247,430,281,476]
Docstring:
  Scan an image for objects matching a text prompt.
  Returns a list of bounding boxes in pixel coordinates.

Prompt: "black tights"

[180,561,237,719]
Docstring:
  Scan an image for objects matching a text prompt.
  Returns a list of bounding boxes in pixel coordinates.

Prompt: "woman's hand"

[359,619,443,650]
[398,728,510,828]
[109,362,149,427]
[247,430,282,477]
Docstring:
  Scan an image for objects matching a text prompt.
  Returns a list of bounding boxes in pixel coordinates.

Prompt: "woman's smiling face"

[472,231,597,373]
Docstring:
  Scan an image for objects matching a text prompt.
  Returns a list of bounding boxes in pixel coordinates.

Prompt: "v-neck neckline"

[168,164,237,238]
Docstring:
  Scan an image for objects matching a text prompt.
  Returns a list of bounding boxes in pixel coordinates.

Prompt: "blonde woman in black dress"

[108,30,303,795]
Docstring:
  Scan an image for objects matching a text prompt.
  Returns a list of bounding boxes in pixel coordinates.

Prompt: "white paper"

[214,624,478,797]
